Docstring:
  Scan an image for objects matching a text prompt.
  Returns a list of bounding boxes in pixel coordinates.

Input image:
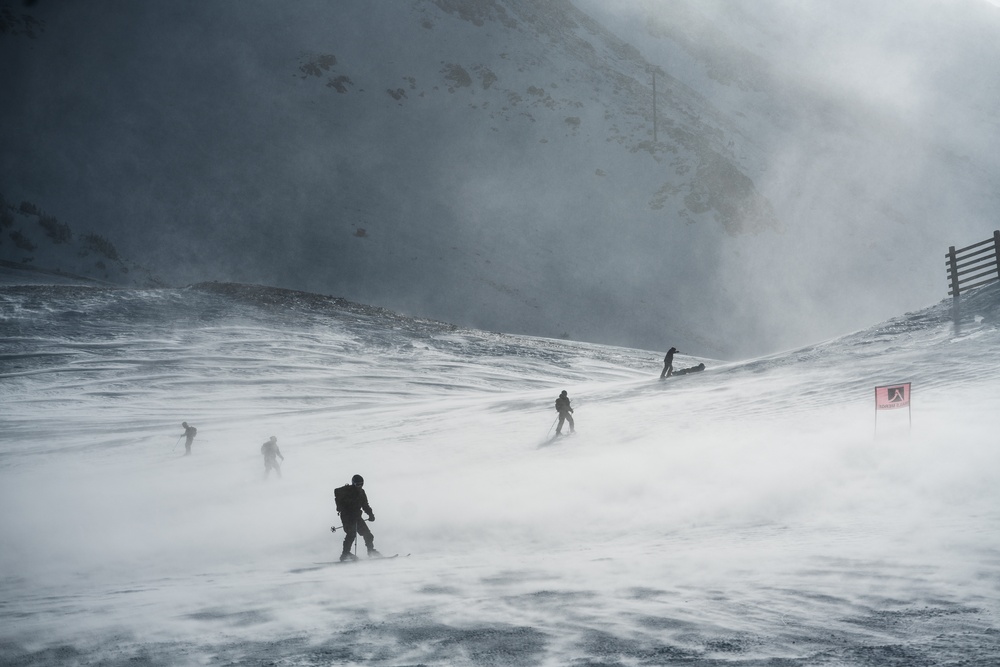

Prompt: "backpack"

[334,484,350,513]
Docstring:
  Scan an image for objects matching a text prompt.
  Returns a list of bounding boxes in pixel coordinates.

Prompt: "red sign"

[875,383,911,410]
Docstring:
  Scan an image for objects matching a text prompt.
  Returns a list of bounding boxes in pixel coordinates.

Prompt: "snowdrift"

[1,281,999,665]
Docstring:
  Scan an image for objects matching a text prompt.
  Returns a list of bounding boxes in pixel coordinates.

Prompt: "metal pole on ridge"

[652,68,657,143]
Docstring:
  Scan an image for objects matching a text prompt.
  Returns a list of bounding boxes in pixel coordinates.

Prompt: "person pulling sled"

[660,347,678,379]
[333,474,381,561]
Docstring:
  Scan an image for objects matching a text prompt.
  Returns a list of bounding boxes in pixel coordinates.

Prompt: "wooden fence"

[946,230,1000,303]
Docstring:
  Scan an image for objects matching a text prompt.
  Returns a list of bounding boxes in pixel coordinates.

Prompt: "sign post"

[874,382,911,437]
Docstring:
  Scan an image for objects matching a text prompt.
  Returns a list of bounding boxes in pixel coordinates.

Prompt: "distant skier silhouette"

[261,435,284,479]
[333,474,381,561]
[555,390,575,435]
[660,347,678,378]
[180,422,197,455]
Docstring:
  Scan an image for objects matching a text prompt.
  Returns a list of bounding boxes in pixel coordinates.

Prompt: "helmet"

[352,474,364,486]
[560,390,567,397]
[269,436,277,442]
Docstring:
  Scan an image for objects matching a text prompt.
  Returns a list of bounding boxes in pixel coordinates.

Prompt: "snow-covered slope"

[1,281,999,665]
[3,1,999,358]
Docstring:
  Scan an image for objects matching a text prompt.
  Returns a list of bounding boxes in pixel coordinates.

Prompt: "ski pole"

[545,415,558,438]
[173,435,183,450]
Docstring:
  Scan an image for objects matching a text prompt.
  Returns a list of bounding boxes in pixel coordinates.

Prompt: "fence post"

[948,245,960,326]
[994,230,1000,281]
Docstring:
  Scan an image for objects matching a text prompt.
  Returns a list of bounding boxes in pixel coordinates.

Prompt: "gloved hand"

[366,513,375,522]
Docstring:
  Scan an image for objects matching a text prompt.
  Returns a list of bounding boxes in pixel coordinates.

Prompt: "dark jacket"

[335,484,373,516]
[261,440,282,461]
[555,395,572,413]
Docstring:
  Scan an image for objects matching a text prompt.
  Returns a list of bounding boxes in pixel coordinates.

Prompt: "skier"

[334,474,381,561]
[180,422,197,455]
[555,390,575,435]
[260,435,284,479]
[660,347,678,378]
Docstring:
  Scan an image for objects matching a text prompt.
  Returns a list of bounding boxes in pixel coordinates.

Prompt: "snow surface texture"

[1,280,999,665]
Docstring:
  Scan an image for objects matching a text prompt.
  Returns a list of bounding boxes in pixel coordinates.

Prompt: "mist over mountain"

[2,0,998,357]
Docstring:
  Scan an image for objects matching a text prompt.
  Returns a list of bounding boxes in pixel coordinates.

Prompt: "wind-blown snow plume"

[2,280,999,664]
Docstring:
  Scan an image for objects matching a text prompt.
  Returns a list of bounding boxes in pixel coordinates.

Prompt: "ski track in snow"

[2,282,1000,665]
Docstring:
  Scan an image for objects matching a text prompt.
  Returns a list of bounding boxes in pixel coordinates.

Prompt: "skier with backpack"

[260,436,284,479]
[555,390,575,435]
[180,422,197,455]
[333,474,382,561]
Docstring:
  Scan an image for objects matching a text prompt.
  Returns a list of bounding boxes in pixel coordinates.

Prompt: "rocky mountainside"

[1,0,998,356]
[0,192,162,286]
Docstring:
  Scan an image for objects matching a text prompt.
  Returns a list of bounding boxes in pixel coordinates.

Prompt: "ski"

[539,432,577,448]
[332,553,401,564]
[289,554,404,573]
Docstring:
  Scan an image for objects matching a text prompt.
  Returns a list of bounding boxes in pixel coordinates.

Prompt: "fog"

[2,281,999,664]
[2,0,999,359]
[576,0,1000,344]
